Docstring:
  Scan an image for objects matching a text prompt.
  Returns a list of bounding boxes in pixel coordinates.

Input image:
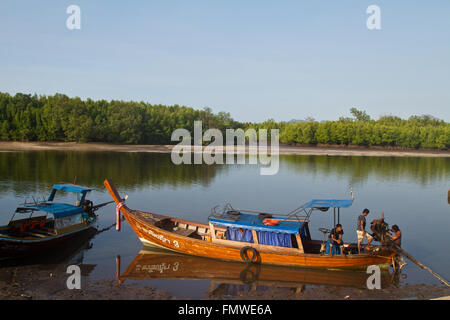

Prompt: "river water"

[0,151,449,299]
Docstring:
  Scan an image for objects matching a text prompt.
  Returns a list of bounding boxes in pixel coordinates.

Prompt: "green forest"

[0,92,449,149]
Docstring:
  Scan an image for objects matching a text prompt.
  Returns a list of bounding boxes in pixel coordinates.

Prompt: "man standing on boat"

[357,208,373,254]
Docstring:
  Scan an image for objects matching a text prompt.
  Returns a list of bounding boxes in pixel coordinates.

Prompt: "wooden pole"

[333,208,336,227]
[392,243,450,288]
[372,223,450,288]
[371,212,450,288]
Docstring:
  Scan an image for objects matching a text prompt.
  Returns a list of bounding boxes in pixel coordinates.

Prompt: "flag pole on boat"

[116,194,128,232]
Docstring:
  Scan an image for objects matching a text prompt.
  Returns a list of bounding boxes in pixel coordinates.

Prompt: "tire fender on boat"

[240,246,259,263]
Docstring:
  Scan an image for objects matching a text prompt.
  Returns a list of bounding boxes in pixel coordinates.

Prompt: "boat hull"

[128,210,394,269]
[0,225,97,261]
[105,179,396,269]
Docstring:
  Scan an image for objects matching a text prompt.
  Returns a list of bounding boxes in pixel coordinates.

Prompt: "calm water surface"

[0,152,449,298]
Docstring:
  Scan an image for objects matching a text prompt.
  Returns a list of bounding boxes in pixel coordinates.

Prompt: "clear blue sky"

[1,1,449,122]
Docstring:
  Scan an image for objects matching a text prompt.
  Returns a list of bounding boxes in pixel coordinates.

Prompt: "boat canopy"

[18,203,84,218]
[51,184,94,194]
[302,199,353,209]
[209,213,304,235]
[47,183,93,203]
[14,184,94,219]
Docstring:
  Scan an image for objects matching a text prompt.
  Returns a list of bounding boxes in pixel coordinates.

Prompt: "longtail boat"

[118,248,393,294]
[0,183,112,260]
[104,179,397,269]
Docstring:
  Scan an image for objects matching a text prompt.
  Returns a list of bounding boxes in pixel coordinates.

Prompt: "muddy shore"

[0,142,449,158]
[1,262,449,300]
[0,263,179,300]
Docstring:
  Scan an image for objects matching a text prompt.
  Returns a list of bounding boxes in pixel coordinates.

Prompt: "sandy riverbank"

[0,142,449,158]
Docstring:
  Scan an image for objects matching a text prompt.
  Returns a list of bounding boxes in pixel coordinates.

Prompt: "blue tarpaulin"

[212,213,308,248]
[225,228,254,243]
[210,213,304,234]
[257,231,293,247]
[225,227,294,248]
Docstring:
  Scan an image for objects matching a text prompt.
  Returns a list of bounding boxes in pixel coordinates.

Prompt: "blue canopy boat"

[0,183,112,260]
[105,179,397,269]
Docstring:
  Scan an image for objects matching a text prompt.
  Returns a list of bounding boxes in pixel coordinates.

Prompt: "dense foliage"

[245,115,449,150]
[0,92,448,149]
[0,92,239,144]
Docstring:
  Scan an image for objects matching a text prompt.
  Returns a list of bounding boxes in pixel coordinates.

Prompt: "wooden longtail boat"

[104,179,396,269]
[118,248,393,293]
[0,183,112,260]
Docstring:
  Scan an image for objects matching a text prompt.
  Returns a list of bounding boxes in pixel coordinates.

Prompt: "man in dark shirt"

[357,208,373,254]
[328,224,344,256]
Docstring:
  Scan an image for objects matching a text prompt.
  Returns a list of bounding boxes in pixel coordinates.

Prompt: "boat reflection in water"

[118,248,394,298]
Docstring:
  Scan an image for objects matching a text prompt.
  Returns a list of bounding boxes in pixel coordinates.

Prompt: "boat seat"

[135,211,169,224]
[173,228,196,237]
[24,232,48,238]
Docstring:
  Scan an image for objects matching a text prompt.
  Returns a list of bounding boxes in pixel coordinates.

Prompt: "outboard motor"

[370,218,390,245]
[82,199,95,217]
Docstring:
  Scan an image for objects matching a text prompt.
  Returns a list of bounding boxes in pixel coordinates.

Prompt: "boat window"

[55,214,83,229]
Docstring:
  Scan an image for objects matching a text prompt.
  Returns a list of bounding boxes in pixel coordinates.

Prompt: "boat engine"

[82,199,95,216]
[370,217,390,245]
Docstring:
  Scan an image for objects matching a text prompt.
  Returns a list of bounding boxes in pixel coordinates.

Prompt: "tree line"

[0,92,239,144]
[0,92,448,149]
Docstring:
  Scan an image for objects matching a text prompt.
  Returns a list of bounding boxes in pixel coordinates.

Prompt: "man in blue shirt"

[328,224,344,256]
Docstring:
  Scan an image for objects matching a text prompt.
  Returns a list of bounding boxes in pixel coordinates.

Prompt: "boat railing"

[209,203,309,222]
[22,195,48,206]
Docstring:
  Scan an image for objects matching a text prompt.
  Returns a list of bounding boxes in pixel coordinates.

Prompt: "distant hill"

[287,119,305,124]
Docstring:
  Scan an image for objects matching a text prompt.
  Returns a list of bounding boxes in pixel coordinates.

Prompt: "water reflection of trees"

[0,152,448,196]
[281,155,450,186]
[0,151,226,195]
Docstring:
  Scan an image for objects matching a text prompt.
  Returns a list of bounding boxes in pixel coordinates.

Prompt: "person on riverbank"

[357,208,373,254]
[328,224,344,256]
